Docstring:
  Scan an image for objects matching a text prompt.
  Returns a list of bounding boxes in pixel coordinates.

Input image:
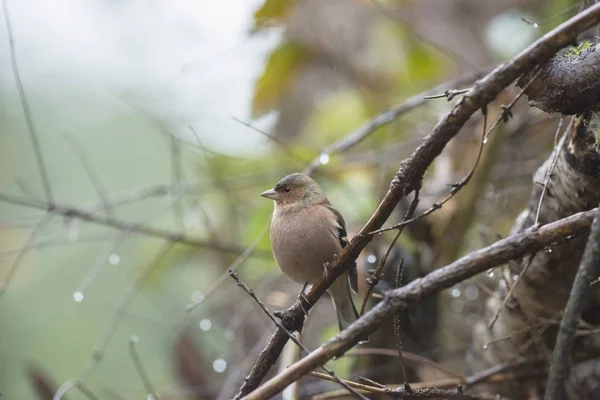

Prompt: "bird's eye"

[284,186,291,192]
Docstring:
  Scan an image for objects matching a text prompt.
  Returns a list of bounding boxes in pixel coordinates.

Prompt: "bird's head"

[261,173,326,207]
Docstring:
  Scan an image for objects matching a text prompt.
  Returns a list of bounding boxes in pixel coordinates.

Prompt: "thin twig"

[534,117,570,226]
[74,202,179,298]
[311,371,494,399]
[464,358,546,387]
[53,380,100,400]
[483,321,547,349]
[393,258,408,382]
[0,234,110,261]
[346,348,462,379]
[424,89,470,100]
[0,213,53,297]
[545,204,600,400]
[2,0,54,204]
[359,191,419,316]
[128,335,159,399]
[301,71,487,175]
[64,135,113,219]
[75,235,123,297]
[483,65,544,141]
[77,243,174,383]
[232,117,304,165]
[237,7,600,396]
[186,221,271,313]
[0,192,256,256]
[369,106,489,236]
[243,207,598,399]
[488,254,537,329]
[314,357,544,400]
[309,371,385,395]
[228,270,369,400]
[170,134,185,230]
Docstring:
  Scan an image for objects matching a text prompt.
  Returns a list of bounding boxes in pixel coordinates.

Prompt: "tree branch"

[544,205,600,400]
[2,0,54,204]
[301,70,487,175]
[244,208,598,399]
[0,192,263,256]
[236,4,600,397]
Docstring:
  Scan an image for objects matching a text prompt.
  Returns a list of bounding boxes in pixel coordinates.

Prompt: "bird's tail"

[333,293,359,331]
[330,277,368,342]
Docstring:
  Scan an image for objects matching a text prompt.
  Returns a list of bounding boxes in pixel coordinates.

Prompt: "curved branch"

[246,209,598,399]
[236,5,600,398]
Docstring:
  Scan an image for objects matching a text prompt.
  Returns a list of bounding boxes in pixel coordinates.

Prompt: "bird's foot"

[297,292,311,316]
[323,260,336,279]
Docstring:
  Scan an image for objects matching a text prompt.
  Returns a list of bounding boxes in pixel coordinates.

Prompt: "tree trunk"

[469,112,600,399]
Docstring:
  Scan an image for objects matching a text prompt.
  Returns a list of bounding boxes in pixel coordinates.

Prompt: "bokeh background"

[0,0,575,399]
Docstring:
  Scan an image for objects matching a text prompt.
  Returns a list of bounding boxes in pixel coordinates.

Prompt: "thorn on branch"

[424,88,470,101]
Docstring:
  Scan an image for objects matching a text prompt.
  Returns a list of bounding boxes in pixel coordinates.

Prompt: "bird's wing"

[325,204,358,293]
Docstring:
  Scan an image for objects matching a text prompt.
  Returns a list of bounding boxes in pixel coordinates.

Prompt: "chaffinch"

[261,173,360,332]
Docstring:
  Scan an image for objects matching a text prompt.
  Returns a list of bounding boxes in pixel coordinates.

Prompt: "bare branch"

[229,271,368,400]
[77,243,174,383]
[244,208,598,399]
[170,134,185,230]
[311,371,495,399]
[359,191,419,316]
[53,379,99,400]
[64,135,113,219]
[0,213,53,296]
[232,117,305,165]
[484,65,543,141]
[369,106,488,236]
[534,117,570,225]
[0,192,261,256]
[487,254,536,329]
[393,258,408,383]
[313,357,545,400]
[236,5,600,397]
[545,205,600,400]
[128,336,159,399]
[2,0,54,204]
[186,221,271,313]
[301,70,487,175]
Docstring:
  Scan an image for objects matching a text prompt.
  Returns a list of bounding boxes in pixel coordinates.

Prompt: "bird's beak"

[261,189,279,200]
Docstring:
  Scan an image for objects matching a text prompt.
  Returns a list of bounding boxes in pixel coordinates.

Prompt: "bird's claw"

[323,260,336,279]
[297,293,311,316]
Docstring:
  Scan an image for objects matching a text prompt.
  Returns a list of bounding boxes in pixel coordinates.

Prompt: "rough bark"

[469,113,600,398]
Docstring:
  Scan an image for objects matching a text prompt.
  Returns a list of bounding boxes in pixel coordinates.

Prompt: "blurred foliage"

[252,0,293,30]
[252,42,311,117]
[368,20,448,89]
[304,90,373,145]
[0,0,567,398]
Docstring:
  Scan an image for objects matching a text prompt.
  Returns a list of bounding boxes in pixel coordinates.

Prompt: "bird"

[261,172,361,332]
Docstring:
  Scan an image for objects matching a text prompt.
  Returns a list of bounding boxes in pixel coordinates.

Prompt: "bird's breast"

[270,206,342,285]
